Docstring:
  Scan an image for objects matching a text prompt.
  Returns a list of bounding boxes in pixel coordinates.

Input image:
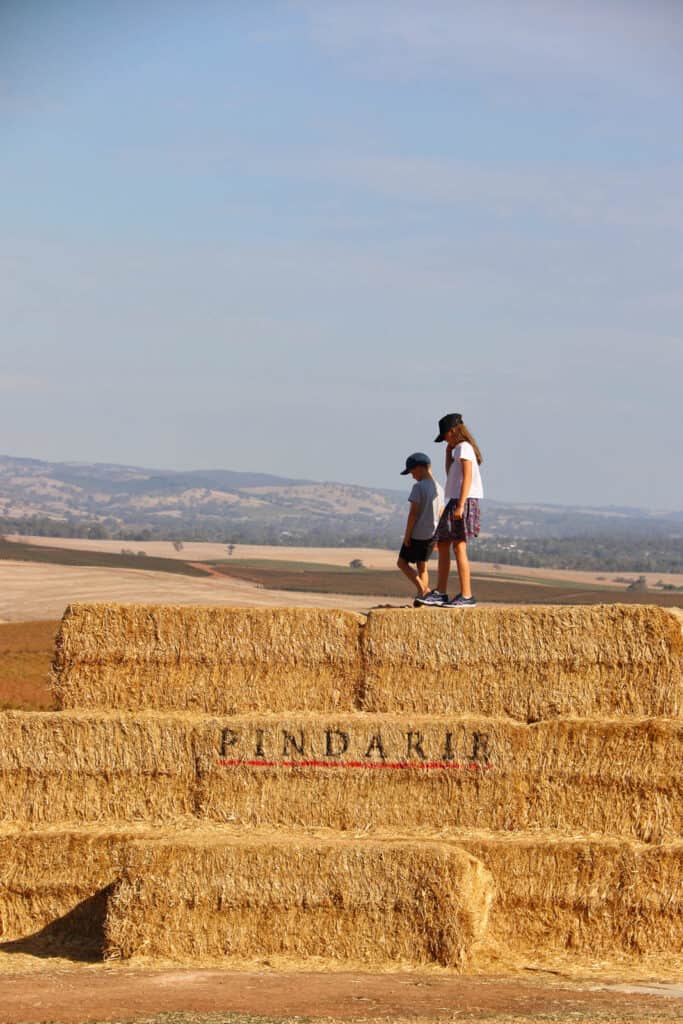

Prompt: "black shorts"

[399,537,434,564]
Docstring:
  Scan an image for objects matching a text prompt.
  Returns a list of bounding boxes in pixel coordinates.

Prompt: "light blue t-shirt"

[408,477,444,540]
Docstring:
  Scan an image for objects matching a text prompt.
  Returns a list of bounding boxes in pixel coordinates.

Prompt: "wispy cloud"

[104,135,683,233]
[261,149,683,231]
[296,0,683,93]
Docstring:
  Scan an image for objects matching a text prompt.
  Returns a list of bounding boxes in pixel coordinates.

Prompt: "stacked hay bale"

[356,607,683,962]
[52,605,363,713]
[0,602,681,968]
[361,605,682,719]
[105,831,492,967]
[2,604,495,967]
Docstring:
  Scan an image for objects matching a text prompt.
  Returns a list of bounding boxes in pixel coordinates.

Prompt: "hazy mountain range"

[1,456,680,557]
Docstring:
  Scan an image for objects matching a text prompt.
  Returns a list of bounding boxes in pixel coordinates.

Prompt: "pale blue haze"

[1,1,682,508]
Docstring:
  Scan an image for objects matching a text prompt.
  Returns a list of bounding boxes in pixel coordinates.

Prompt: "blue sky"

[2,1,682,508]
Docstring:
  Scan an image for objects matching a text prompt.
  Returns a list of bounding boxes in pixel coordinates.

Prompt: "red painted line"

[218,758,494,771]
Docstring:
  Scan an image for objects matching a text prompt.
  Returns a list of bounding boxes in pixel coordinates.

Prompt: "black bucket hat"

[434,413,463,442]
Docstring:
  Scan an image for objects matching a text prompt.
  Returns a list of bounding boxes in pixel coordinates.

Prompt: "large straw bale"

[361,606,683,719]
[0,710,197,824]
[3,710,679,838]
[457,831,683,957]
[0,826,151,948]
[52,603,364,713]
[195,713,683,841]
[104,830,493,967]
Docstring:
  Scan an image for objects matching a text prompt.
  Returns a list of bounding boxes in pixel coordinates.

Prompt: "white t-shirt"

[445,441,484,501]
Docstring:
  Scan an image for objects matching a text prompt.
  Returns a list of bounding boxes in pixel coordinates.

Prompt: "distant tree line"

[0,515,113,539]
[470,536,683,574]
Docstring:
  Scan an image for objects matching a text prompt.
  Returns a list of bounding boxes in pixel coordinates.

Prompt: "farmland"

[1,537,681,713]
[212,559,683,607]
[0,537,207,577]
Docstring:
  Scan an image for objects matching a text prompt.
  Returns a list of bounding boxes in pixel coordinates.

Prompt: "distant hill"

[0,454,402,546]
[0,455,681,573]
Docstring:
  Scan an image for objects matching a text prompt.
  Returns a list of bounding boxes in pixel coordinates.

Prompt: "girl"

[417,412,483,607]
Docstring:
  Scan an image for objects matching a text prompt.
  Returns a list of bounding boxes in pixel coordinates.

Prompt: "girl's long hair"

[452,423,483,465]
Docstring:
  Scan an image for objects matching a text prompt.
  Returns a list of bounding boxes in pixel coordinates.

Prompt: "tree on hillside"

[627,575,648,591]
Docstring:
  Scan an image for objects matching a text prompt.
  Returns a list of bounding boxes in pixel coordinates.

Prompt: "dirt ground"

[0,965,681,1024]
[214,563,683,607]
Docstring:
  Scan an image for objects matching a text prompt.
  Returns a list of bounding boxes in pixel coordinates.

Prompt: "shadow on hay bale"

[0,884,114,962]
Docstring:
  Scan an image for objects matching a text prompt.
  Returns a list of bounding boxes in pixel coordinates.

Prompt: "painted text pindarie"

[219,724,493,766]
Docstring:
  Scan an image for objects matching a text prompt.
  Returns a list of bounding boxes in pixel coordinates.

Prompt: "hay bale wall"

[0,711,196,824]
[460,833,683,957]
[2,710,680,840]
[195,714,683,842]
[361,606,683,719]
[5,601,680,970]
[104,831,493,967]
[50,603,683,719]
[52,604,363,713]
[1,826,680,965]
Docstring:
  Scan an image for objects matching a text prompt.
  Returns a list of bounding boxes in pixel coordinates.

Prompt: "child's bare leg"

[397,557,426,595]
[437,541,451,593]
[453,540,472,598]
[415,560,429,595]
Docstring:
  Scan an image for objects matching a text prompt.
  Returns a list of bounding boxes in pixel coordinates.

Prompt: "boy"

[397,452,444,605]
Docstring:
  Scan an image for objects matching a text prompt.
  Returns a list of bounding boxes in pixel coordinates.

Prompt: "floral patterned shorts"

[434,498,481,543]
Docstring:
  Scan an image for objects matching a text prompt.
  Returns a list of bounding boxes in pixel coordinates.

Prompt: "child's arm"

[454,459,473,519]
[403,501,420,546]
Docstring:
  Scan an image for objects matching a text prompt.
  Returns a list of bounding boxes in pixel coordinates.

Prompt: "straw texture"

[361,606,683,719]
[104,831,493,967]
[2,826,680,964]
[459,831,683,956]
[0,710,197,824]
[2,710,679,839]
[3,600,680,970]
[0,826,146,947]
[52,604,363,713]
[195,714,683,842]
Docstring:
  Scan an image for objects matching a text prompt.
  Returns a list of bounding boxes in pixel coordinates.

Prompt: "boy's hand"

[403,535,412,547]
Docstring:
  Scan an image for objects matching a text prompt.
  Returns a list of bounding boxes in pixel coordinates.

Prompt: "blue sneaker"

[446,594,477,607]
[415,590,449,607]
